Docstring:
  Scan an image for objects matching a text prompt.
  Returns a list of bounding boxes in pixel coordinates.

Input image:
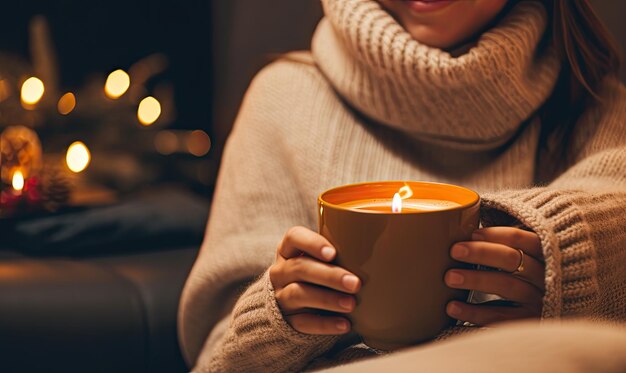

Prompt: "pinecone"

[0,125,42,184]
[39,167,71,212]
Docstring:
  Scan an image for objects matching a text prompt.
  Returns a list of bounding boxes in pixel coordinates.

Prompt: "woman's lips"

[403,0,454,13]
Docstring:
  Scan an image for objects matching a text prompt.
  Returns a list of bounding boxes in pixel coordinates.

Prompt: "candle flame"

[12,170,24,191]
[392,184,413,213]
[392,193,402,213]
[398,184,413,200]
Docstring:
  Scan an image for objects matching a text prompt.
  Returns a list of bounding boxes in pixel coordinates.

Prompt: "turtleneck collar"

[312,0,561,149]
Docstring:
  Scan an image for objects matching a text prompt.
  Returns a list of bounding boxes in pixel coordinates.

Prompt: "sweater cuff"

[480,188,598,319]
[215,269,339,372]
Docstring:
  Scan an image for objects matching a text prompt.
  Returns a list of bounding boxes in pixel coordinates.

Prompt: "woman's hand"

[445,227,545,325]
[269,226,361,335]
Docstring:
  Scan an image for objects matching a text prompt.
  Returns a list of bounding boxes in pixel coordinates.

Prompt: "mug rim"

[318,180,480,215]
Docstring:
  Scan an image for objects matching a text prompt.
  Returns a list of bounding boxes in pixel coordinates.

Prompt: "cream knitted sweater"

[180,1,626,372]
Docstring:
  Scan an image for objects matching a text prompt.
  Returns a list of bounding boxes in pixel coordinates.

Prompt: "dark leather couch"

[0,247,196,373]
[0,188,207,372]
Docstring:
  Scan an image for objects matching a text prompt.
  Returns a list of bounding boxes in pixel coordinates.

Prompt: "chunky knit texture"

[179,1,626,371]
[314,0,561,148]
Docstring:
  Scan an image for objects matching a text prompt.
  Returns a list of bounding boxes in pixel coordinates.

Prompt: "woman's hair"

[539,0,622,174]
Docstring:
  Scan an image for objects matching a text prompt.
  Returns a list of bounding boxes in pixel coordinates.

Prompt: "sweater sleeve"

[194,271,338,373]
[480,78,626,320]
[179,56,340,372]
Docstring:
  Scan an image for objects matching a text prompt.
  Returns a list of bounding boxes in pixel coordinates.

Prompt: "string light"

[21,77,45,106]
[58,92,76,115]
[187,130,211,157]
[66,141,91,173]
[0,79,11,102]
[104,69,130,99]
[154,130,178,155]
[137,96,161,126]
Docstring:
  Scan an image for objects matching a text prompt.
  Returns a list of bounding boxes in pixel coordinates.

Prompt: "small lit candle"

[12,170,25,195]
[341,198,459,213]
[339,185,461,213]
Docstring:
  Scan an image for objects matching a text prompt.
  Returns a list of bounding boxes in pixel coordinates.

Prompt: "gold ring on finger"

[511,248,525,275]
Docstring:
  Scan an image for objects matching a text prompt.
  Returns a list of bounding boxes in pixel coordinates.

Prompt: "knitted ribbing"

[314,0,561,148]
[482,147,626,320]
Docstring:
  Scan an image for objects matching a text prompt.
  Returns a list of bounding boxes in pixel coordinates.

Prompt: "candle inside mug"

[340,198,461,213]
[318,181,481,349]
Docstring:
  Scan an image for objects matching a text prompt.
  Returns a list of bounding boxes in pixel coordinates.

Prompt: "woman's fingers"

[445,269,543,305]
[275,282,356,314]
[450,241,545,290]
[446,228,545,325]
[446,301,539,326]
[285,313,351,335]
[272,227,358,336]
[277,226,336,262]
[270,256,361,293]
[473,227,543,261]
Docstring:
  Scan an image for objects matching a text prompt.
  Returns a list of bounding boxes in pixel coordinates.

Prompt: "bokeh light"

[104,69,130,99]
[154,130,178,155]
[187,130,211,157]
[58,92,76,115]
[21,77,45,106]
[137,96,161,126]
[66,141,91,173]
[0,79,11,102]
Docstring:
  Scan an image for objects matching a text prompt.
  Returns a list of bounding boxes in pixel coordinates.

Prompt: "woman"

[180,0,626,371]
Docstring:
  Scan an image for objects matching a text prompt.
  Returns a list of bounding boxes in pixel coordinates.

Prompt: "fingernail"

[342,275,360,292]
[321,246,336,260]
[446,271,464,286]
[472,231,484,241]
[336,320,349,331]
[451,244,469,259]
[447,302,462,317]
[339,297,354,310]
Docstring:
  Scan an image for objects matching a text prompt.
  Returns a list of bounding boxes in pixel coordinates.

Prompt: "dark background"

[0,0,213,133]
[0,0,623,192]
[0,1,323,193]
